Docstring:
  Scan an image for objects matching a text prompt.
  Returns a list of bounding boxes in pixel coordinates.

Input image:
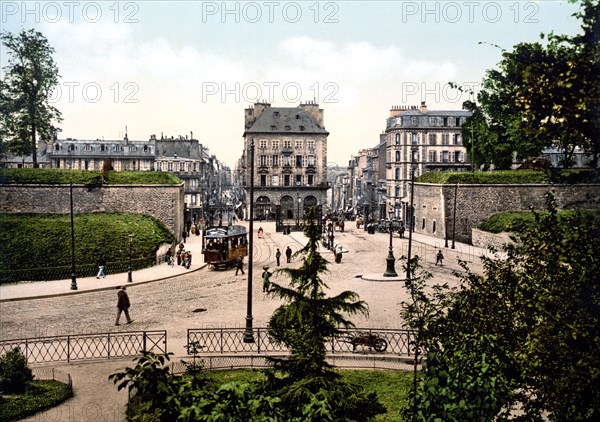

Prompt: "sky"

[1,0,584,168]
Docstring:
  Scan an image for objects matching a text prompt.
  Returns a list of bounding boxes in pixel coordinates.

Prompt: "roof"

[245,107,328,135]
[205,225,247,239]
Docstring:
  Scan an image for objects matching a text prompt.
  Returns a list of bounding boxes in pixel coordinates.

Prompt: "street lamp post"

[69,168,77,290]
[383,210,398,277]
[406,150,416,281]
[127,234,134,283]
[244,139,255,343]
[296,192,301,228]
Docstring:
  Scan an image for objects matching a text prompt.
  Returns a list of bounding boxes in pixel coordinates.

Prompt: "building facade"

[385,102,472,222]
[242,101,329,224]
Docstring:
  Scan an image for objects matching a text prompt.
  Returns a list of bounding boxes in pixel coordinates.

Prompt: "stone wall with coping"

[0,183,185,238]
[412,183,600,245]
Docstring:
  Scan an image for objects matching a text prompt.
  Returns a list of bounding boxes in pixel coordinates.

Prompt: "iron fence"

[32,367,73,390]
[0,256,157,284]
[0,330,167,364]
[187,327,415,357]
[171,354,417,372]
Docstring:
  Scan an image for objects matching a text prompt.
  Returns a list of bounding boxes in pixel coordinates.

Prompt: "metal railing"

[187,327,414,356]
[1,256,157,284]
[32,367,73,390]
[0,330,167,364]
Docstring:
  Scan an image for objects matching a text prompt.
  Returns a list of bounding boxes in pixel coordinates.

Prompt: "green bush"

[0,379,73,421]
[0,348,33,393]
[478,209,600,234]
[417,170,550,184]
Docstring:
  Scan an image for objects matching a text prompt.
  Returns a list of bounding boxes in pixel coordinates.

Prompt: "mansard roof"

[245,107,328,135]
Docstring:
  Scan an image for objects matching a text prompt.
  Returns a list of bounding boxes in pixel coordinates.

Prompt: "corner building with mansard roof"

[242,102,329,223]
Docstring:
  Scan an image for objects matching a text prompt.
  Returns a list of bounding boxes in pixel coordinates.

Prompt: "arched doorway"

[280,195,294,221]
[255,196,271,221]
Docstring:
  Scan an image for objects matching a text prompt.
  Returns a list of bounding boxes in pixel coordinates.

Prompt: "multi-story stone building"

[385,102,472,222]
[241,101,329,224]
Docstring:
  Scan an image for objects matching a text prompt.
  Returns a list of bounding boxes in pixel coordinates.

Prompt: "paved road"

[1,222,490,421]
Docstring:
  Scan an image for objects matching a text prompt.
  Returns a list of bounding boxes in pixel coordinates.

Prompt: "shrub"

[0,348,33,393]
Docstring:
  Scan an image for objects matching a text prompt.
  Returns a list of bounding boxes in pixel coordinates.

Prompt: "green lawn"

[202,369,413,421]
[0,380,73,421]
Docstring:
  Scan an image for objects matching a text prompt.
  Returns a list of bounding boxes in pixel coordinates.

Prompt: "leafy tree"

[264,206,385,420]
[401,193,600,421]
[464,0,599,169]
[0,29,62,167]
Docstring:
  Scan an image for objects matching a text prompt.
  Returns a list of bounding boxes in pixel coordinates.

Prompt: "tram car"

[202,225,248,269]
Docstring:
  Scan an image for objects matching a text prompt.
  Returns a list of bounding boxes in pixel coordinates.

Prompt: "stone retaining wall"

[471,228,515,250]
[0,183,185,237]
[412,183,600,244]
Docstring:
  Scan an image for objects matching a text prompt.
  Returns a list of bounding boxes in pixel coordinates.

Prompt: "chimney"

[419,101,428,114]
[299,101,324,127]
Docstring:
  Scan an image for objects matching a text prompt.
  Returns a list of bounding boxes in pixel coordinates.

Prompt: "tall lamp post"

[296,192,301,228]
[69,166,77,290]
[244,139,255,343]
[406,149,416,281]
[127,234,134,283]
[383,209,398,277]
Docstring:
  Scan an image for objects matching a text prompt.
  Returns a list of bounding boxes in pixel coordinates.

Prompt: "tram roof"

[205,225,247,239]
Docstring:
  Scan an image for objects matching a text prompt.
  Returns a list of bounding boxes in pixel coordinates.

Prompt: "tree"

[468,0,599,169]
[264,206,385,420]
[0,29,62,167]
[401,194,600,421]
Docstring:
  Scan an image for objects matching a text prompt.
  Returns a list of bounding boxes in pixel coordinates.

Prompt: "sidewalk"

[0,233,206,302]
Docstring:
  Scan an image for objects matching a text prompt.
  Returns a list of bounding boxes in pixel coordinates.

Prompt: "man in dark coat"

[285,246,292,263]
[235,257,245,275]
[115,287,133,326]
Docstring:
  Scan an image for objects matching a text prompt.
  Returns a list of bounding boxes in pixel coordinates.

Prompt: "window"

[168,162,173,171]
[307,155,315,166]
[299,125,305,131]
[283,140,291,148]
[447,117,455,126]
[411,133,418,145]
[259,140,267,149]
[260,175,267,187]
[260,155,268,166]
[307,174,314,185]
[422,218,426,230]
[295,139,303,148]
[395,168,400,180]
[84,144,92,151]
[143,145,149,152]
[395,186,400,197]
[455,151,462,162]
[271,175,279,186]
[395,151,400,162]
[411,117,418,125]
[453,133,461,145]
[429,117,436,126]
[180,162,185,171]
[442,151,449,163]
[395,133,400,145]
[283,155,291,166]
[428,151,437,162]
[68,144,75,151]
[284,175,290,186]
[272,155,279,167]
[307,140,315,150]
[295,155,303,167]
[442,134,450,145]
[284,125,291,131]
[270,125,277,131]
[296,175,302,185]
[274,111,279,118]
[428,133,437,145]
[272,139,279,149]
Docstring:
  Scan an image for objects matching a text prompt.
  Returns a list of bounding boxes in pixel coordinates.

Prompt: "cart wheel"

[373,338,388,352]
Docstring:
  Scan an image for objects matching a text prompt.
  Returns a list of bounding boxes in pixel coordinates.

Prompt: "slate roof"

[245,107,328,135]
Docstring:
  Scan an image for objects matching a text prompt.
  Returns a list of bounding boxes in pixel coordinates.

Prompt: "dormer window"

[270,125,277,131]
[299,125,305,131]
[284,125,291,131]
[274,111,279,118]
[295,115,300,119]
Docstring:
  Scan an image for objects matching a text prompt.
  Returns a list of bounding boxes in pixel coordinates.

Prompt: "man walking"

[235,257,245,275]
[285,246,292,263]
[262,265,273,293]
[275,248,281,266]
[115,287,133,326]
[96,255,106,279]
